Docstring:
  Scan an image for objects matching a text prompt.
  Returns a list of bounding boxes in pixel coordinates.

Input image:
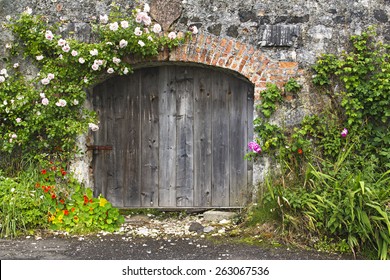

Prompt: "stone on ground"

[203,211,237,222]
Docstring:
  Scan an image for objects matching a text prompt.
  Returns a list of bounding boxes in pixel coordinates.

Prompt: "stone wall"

[1,0,389,189]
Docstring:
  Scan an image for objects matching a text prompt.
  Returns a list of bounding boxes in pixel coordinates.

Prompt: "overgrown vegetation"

[0,4,192,237]
[246,29,390,259]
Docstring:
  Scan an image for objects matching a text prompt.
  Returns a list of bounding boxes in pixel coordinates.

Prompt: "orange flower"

[35,182,40,188]
[41,169,47,175]
[59,199,65,204]
[63,209,69,216]
[297,148,303,154]
[71,207,76,212]
[51,193,56,199]
[61,170,67,176]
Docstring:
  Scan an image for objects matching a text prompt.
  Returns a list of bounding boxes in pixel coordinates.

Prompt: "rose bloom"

[62,44,70,52]
[41,78,50,85]
[248,141,261,154]
[90,49,98,56]
[119,39,128,48]
[168,32,177,39]
[143,15,151,26]
[73,99,79,105]
[189,25,198,34]
[36,55,44,61]
[121,20,129,29]
[0,76,5,83]
[94,59,103,65]
[58,38,66,46]
[45,30,54,40]
[100,14,108,24]
[109,22,119,31]
[11,133,17,139]
[147,36,153,41]
[138,40,145,47]
[107,68,114,74]
[89,123,99,131]
[71,50,78,56]
[91,63,99,71]
[78,57,85,64]
[152,23,162,34]
[55,99,67,107]
[13,63,19,68]
[134,27,143,36]
[16,118,21,123]
[341,128,348,138]
[113,57,121,65]
[123,67,129,75]
[40,92,45,98]
[42,98,49,105]
[144,3,150,12]
[47,73,55,80]
[136,12,147,23]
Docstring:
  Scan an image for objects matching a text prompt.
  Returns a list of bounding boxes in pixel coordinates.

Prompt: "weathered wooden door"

[91,65,253,208]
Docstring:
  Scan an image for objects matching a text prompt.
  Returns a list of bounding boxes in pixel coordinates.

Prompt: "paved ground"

[0,234,353,260]
[0,213,354,260]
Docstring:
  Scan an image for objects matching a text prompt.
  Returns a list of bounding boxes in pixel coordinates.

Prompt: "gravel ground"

[0,213,354,260]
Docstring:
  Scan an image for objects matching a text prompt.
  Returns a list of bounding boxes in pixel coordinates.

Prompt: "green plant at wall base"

[257,83,283,118]
[0,167,47,238]
[36,161,124,233]
[284,78,302,94]
[312,27,390,170]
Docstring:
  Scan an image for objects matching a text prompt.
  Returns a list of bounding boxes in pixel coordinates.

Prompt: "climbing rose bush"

[0,4,192,160]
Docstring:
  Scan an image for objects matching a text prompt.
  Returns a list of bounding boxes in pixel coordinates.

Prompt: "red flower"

[51,166,57,171]
[43,186,49,193]
[51,193,56,199]
[71,207,76,212]
[41,169,47,175]
[59,199,65,204]
[35,182,40,188]
[61,170,67,176]
[83,195,89,204]
[63,209,69,216]
[89,199,93,203]
[297,148,303,154]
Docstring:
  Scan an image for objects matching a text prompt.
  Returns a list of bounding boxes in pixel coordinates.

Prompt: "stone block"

[203,210,237,222]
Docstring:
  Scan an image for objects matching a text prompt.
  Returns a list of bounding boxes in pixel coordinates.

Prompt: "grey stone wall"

[1,0,389,189]
[1,0,389,66]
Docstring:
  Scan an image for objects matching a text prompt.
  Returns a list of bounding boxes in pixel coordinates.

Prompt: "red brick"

[279,61,298,69]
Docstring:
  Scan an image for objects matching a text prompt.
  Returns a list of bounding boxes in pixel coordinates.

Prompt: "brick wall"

[126,33,303,100]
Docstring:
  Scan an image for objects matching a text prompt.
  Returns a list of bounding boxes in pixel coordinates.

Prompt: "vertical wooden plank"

[96,77,117,206]
[247,83,254,203]
[158,66,177,207]
[211,72,230,207]
[140,68,159,207]
[91,84,107,200]
[124,73,141,207]
[229,78,248,207]
[175,67,194,207]
[193,68,212,207]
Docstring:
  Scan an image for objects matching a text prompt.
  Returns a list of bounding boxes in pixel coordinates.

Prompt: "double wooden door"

[91,65,253,208]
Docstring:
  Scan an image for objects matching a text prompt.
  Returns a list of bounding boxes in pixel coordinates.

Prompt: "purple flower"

[341,128,348,138]
[248,141,262,154]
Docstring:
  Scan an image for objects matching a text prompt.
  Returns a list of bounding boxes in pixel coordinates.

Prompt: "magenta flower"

[248,141,262,154]
[341,128,348,138]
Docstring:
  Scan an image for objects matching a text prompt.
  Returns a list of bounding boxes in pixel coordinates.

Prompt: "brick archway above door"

[125,33,302,99]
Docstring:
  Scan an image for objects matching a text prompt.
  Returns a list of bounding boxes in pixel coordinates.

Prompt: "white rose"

[121,21,129,29]
[119,39,128,48]
[90,49,98,56]
[107,68,114,74]
[79,57,85,64]
[109,22,119,31]
[100,14,109,24]
[138,40,145,47]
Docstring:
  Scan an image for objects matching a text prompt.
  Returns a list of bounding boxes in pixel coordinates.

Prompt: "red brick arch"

[126,34,301,99]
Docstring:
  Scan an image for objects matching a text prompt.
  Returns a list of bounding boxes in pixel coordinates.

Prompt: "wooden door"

[91,65,253,208]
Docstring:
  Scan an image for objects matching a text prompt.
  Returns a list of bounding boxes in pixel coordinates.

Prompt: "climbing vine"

[0,4,193,162]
